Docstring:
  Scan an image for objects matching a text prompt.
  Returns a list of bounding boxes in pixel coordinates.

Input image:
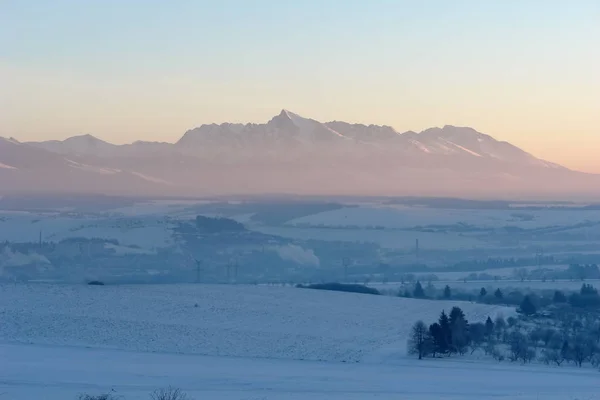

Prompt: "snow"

[65,158,121,175]
[0,284,510,362]
[440,138,483,157]
[0,162,17,169]
[0,213,174,249]
[130,171,172,184]
[410,139,431,153]
[3,342,599,400]
[255,225,485,250]
[0,283,596,400]
[285,205,600,230]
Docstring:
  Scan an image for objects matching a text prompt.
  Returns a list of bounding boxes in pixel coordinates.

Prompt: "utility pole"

[342,257,351,282]
[234,259,239,284]
[415,239,420,262]
[194,258,202,283]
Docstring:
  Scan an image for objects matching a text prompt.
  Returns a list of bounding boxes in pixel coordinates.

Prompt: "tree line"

[408,306,600,370]
[401,281,600,311]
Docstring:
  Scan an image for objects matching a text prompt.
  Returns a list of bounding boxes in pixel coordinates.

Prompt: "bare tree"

[78,394,121,400]
[542,349,565,366]
[469,322,486,354]
[150,387,190,400]
[408,320,431,360]
[570,336,589,367]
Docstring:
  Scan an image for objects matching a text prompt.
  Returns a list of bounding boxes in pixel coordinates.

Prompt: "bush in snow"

[78,394,121,400]
[150,386,190,400]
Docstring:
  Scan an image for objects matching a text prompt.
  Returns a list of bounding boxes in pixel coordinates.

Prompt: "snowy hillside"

[0,284,511,363]
[4,283,600,400]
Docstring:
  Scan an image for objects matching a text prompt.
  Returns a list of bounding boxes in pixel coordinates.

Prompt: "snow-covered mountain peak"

[0,137,21,145]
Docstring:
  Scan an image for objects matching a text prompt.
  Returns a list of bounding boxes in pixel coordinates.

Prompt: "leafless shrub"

[78,394,121,400]
[150,386,190,400]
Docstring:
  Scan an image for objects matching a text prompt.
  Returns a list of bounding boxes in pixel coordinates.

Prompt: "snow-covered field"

[1,284,596,400]
[0,212,175,249]
[253,225,486,250]
[3,201,600,253]
[287,205,600,230]
[4,342,600,400]
[429,264,571,281]
[0,284,510,362]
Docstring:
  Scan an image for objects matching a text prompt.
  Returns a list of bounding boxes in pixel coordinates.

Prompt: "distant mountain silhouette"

[1,110,597,198]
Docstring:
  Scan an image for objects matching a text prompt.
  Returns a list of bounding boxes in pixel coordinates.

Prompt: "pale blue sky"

[1,1,599,171]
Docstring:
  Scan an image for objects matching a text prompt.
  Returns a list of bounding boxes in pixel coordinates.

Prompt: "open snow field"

[4,343,600,400]
[0,212,175,249]
[0,284,511,362]
[1,284,597,400]
[287,205,600,230]
[253,225,486,250]
[429,264,571,281]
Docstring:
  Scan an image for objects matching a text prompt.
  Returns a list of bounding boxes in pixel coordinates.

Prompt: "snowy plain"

[1,284,597,400]
[4,342,600,400]
[0,284,511,362]
[287,205,600,230]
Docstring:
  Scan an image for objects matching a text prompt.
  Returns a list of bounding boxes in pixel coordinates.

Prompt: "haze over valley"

[3,1,600,399]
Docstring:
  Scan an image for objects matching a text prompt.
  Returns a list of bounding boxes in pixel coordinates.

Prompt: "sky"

[1,0,599,172]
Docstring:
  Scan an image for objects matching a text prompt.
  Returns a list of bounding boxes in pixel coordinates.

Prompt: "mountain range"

[1,110,597,198]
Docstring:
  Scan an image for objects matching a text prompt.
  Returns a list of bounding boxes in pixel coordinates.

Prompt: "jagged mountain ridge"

[26,109,560,167]
[2,110,596,197]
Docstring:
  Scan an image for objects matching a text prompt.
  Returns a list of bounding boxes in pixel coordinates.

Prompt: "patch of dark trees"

[408,305,600,369]
[296,282,380,295]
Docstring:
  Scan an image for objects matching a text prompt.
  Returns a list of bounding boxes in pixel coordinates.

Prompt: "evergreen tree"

[494,288,503,299]
[581,283,599,296]
[553,290,567,303]
[479,287,487,297]
[449,307,469,354]
[519,295,537,315]
[428,322,444,357]
[443,285,452,299]
[449,306,467,326]
[485,316,494,338]
[438,311,452,354]
[413,281,425,298]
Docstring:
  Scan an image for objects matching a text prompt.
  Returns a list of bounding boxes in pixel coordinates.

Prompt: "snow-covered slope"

[0,137,171,195]
[406,125,564,168]
[9,110,600,197]
[0,283,511,363]
[5,284,598,400]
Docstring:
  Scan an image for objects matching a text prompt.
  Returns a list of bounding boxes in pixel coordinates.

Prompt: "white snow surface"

[0,213,174,249]
[286,205,600,230]
[3,342,599,400]
[2,284,597,400]
[0,284,510,363]
[0,162,17,169]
